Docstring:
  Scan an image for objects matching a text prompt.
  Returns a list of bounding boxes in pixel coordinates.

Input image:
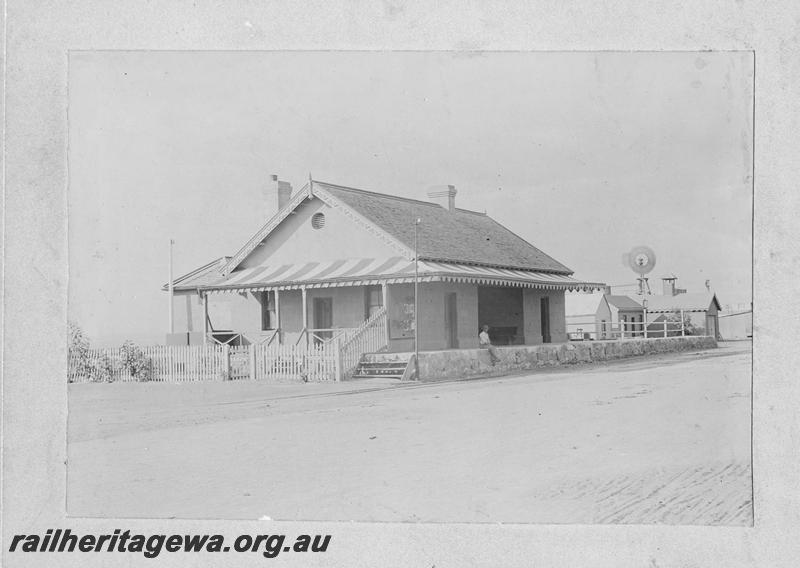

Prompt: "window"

[311,212,326,229]
[260,291,277,330]
[364,286,383,319]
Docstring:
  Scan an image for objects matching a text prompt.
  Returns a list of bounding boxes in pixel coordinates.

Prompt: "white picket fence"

[69,339,358,384]
[250,341,340,382]
[68,345,228,384]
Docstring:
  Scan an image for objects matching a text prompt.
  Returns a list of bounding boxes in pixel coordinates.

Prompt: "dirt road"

[67,342,752,524]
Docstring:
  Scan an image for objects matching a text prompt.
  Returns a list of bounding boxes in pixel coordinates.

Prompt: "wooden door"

[444,292,458,349]
[313,297,333,342]
[540,297,551,343]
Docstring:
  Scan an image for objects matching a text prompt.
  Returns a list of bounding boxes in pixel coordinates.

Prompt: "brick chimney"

[264,174,293,217]
[662,276,677,296]
[426,184,457,211]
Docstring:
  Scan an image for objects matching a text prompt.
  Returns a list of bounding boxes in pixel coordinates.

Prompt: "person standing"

[479,324,501,365]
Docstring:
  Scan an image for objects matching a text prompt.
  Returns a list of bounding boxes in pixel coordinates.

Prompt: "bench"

[490,326,521,345]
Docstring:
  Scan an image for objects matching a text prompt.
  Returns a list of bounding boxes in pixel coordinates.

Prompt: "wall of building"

[240,197,401,269]
[385,282,414,353]
[173,282,571,350]
[595,300,613,339]
[272,287,370,345]
[273,282,483,351]
[207,291,262,332]
[417,335,718,381]
[477,286,524,343]
[565,313,605,340]
[718,310,753,340]
[386,282,480,352]
[276,290,303,344]
[172,290,266,345]
[172,290,260,335]
[306,286,368,328]
[549,292,567,342]
[172,290,203,334]
[174,285,379,345]
[522,289,567,344]
[617,308,645,337]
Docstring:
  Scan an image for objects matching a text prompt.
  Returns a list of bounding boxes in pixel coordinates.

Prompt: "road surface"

[67,342,752,524]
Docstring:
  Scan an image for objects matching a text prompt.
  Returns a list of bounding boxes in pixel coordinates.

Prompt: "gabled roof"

[605,295,644,310]
[161,257,230,291]
[644,292,721,313]
[602,292,722,313]
[318,181,573,274]
[221,179,573,276]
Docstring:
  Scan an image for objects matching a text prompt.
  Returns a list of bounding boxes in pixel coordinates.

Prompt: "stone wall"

[416,336,718,381]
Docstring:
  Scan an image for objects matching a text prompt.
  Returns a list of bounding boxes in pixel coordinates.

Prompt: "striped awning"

[177,256,605,293]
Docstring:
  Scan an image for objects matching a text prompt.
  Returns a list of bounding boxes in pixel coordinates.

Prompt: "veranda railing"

[338,307,389,379]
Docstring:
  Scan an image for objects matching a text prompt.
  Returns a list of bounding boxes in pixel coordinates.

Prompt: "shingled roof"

[315,181,573,274]
[604,295,644,310]
[644,292,721,313]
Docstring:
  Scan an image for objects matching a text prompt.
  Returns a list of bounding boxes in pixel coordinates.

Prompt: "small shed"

[605,295,646,338]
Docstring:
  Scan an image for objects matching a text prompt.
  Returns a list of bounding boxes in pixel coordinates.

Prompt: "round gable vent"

[311,212,326,229]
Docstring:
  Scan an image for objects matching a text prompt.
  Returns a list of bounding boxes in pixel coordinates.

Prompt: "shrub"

[68,321,94,382]
[664,312,701,336]
[120,340,153,381]
[92,354,116,383]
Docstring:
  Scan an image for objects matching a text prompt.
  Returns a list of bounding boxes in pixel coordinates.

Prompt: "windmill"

[622,245,657,296]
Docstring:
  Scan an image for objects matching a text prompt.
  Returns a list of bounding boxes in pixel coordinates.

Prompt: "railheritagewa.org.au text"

[8,529,331,559]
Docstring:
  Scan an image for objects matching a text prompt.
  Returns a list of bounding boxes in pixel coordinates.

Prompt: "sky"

[68,51,753,346]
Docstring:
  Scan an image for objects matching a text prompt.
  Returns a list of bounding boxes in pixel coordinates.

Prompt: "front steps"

[349,352,415,381]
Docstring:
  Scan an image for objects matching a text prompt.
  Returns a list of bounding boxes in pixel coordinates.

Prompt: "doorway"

[444,292,458,349]
[705,314,717,339]
[540,297,551,343]
[313,297,333,343]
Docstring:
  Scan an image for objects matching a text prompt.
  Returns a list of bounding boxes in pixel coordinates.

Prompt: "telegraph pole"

[413,218,421,380]
[168,238,175,335]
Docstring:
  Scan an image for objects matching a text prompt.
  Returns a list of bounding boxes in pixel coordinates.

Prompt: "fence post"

[663,319,668,338]
[334,337,343,382]
[249,344,256,381]
[223,344,231,381]
[680,310,685,337]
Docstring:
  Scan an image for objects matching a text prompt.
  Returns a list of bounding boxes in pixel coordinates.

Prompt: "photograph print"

[67,51,753,524]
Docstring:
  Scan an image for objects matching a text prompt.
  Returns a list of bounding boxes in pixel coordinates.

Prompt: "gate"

[229,346,251,380]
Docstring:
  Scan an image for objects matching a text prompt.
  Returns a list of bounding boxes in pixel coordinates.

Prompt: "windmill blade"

[626,245,657,275]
